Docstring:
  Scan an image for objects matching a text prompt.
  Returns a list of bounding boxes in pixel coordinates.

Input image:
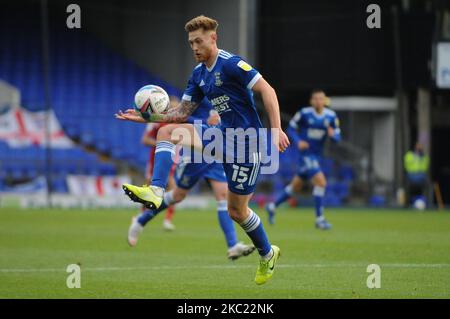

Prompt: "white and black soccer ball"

[134,85,170,119]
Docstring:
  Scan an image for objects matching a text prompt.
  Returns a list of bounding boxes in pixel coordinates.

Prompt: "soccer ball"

[134,85,170,119]
[413,198,426,210]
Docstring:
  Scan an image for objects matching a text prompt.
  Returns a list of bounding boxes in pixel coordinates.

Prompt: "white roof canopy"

[329,96,397,111]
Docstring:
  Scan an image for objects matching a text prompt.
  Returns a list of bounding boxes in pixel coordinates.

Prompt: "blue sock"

[151,141,175,189]
[240,209,271,257]
[137,191,174,226]
[313,186,325,220]
[137,209,156,226]
[274,185,293,207]
[217,200,238,248]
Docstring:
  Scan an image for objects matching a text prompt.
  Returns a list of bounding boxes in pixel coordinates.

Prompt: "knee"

[227,205,247,223]
[317,179,327,188]
[156,125,176,142]
[172,190,186,203]
[215,191,227,201]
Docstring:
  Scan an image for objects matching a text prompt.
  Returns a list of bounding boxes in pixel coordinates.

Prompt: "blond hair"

[185,15,219,33]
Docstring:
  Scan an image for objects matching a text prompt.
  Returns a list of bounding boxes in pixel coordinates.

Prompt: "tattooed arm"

[149,100,198,123]
[115,100,199,123]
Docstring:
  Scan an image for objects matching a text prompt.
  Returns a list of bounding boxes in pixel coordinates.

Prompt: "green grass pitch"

[0,206,449,298]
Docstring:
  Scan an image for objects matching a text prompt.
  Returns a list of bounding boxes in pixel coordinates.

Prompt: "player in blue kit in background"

[115,15,290,285]
[127,99,256,260]
[266,89,341,230]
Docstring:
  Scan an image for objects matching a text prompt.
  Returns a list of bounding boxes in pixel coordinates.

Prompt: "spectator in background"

[404,142,430,209]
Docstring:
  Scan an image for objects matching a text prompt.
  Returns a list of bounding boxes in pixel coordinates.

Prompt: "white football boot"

[162,219,176,231]
[227,242,256,260]
[127,216,144,247]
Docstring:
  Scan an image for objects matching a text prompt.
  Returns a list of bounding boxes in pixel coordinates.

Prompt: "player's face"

[311,92,326,110]
[415,142,423,153]
[188,29,216,63]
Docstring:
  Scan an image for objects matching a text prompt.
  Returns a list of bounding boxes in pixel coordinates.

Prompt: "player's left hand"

[115,109,146,123]
[327,126,335,137]
[274,129,290,153]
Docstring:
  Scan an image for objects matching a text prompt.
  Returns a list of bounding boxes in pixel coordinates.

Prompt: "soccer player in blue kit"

[127,100,256,261]
[115,15,290,285]
[266,89,341,230]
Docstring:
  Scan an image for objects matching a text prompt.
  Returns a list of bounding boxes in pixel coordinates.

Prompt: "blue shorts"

[175,157,227,190]
[193,123,264,195]
[222,157,261,195]
[296,155,322,180]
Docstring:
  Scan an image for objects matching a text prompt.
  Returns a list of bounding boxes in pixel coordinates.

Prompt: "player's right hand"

[327,126,335,137]
[115,109,146,123]
[298,140,309,150]
[276,129,290,153]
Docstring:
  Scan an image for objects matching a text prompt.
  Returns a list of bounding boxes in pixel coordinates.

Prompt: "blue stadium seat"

[99,162,116,175]
[330,182,350,199]
[339,165,354,182]
[324,194,342,207]
[51,176,68,193]
[0,8,182,175]
[8,163,26,180]
[320,158,334,178]
[23,166,39,179]
[369,195,386,207]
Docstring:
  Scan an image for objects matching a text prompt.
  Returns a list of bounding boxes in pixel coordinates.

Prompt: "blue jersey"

[287,106,341,157]
[182,49,265,195]
[182,49,263,131]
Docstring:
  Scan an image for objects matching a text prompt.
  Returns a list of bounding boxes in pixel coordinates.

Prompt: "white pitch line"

[1,263,450,273]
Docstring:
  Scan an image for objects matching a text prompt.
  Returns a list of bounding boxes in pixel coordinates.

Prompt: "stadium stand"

[0,6,178,193]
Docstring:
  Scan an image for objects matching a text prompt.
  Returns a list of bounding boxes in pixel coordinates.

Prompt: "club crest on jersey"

[324,119,330,127]
[237,60,252,71]
[214,72,223,87]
